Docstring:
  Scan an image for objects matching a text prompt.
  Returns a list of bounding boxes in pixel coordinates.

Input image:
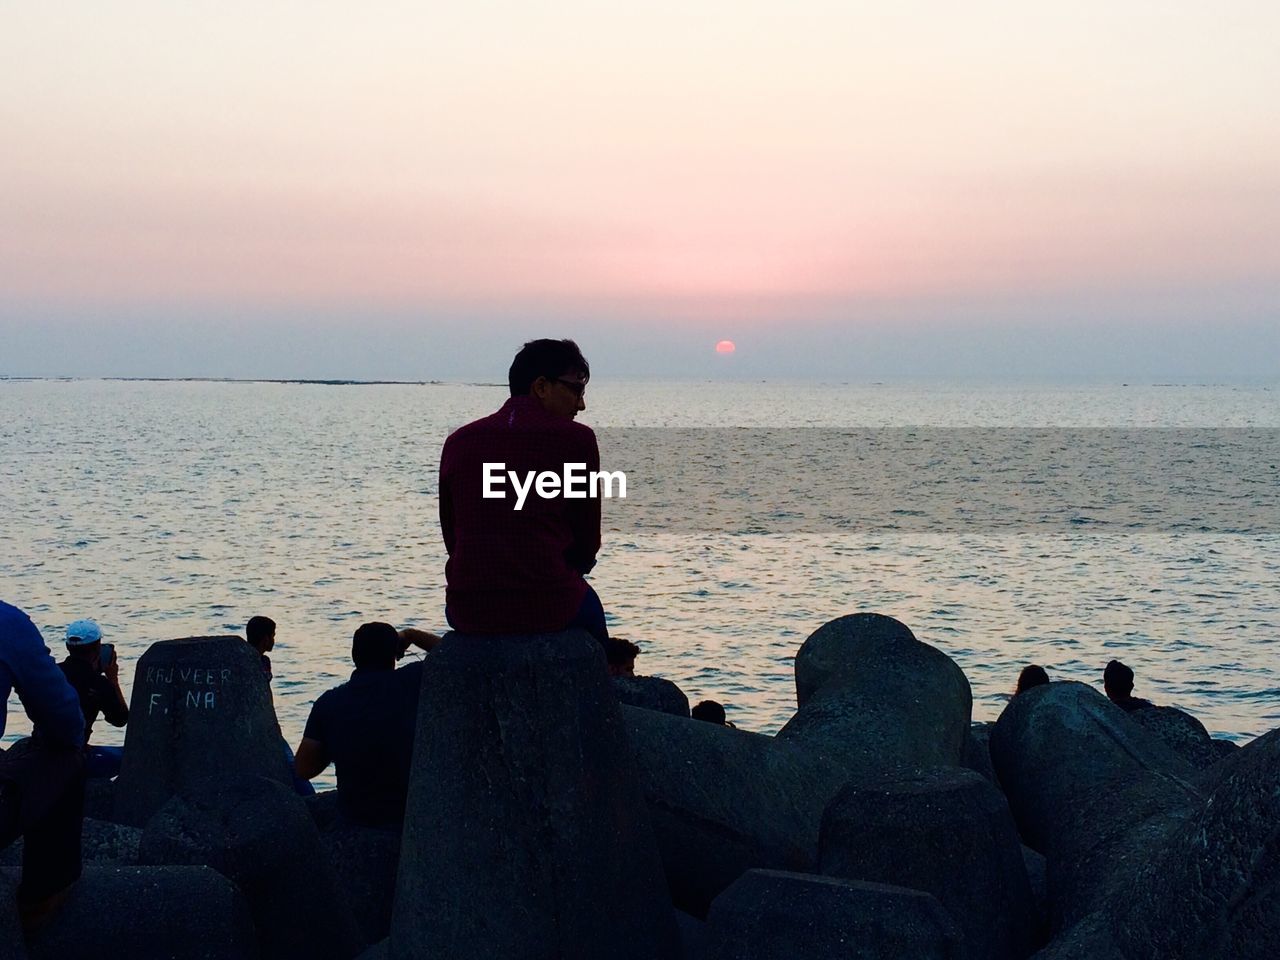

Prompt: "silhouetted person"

[439,339,609,640]
[1,601,86,931]
[604,637,640,678]
[1014,664,1050,696]
[58,618,128,779]
[691,700,734,727]
[293,622,433,827]
[246,615,276,680]
[1104,659,1154,712]
[245,614,314,795]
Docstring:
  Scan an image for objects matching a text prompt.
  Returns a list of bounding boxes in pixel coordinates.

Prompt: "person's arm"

[565,432,602,574]
[398,628,443,655]
[439,442,457,555]
[3,609,85,750]
[96,656,130,727]
[293,737,329,781]
[295,698,331,780]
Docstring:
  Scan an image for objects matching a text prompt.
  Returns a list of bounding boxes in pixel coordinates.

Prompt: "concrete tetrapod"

[0,869,24,960]
[704,868,962,960]
[114,637,291,827]
[817,766,1038,960]
[0,818,141,870]
[989,682,1201,929]
[310,787,403,945]
[1110,726,1280,960]
[139,775,364,960]
[389,630,681,960]
[613,675,691,717]
[621,703,856,917]
[791,613,919,706]
[13,864,257,960]
[776,614,973,775]
[1127,705,1220,770]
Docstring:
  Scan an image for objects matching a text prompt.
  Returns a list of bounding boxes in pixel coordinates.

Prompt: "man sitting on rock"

[58,618,129,779]
[438,338,608,642]
[1103,659,1154,712]
[246,615,276,680]
[293,622,438,827]
[0,601,86,930]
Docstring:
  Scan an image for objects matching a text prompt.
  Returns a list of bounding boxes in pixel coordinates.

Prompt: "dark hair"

[352,621,400,670]
[1015,664,1050,696]
[246,616,275,648]
[691,700,727,725]
[1104,659,1135,693]
[604,637,640,666]
[508,339,590,396]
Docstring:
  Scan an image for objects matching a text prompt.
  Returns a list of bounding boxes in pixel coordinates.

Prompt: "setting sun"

[715,340,736,354]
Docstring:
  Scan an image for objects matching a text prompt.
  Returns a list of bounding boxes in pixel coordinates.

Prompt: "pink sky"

[2,3,1278,376]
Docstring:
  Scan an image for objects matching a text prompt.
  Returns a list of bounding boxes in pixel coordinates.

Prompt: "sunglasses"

[556,377,588,398]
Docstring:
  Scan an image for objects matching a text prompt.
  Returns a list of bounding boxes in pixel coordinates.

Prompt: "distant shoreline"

[2,376,1276,390]
[0,377,511,387]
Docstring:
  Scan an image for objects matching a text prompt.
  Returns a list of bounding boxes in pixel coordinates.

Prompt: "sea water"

[3,379,1279,791]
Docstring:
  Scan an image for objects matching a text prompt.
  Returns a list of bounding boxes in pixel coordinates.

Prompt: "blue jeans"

[446,583,609,642]
[282,741,315,797]
[84,745,124,780]
[565,583,609,642]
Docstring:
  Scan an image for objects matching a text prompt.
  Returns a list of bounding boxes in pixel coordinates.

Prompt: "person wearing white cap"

[59,618,129,779]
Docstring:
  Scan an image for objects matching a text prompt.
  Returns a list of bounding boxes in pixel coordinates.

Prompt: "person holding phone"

[58,619,129,779]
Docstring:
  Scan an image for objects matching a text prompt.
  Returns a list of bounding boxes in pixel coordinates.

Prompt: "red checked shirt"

[439,395,601,633]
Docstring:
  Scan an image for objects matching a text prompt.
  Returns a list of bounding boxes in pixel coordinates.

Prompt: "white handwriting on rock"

[144,666,232,685]
[145,665,232,714]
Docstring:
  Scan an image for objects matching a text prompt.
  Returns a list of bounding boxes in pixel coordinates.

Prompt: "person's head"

[352,621,401,671]
[691,700,728,725]
[1103,659,1135,701]
[246,615,276,654]
[603,637,640,678]
[508,338,590,420]
[1015,664,1050,696]
[65,618,103,662]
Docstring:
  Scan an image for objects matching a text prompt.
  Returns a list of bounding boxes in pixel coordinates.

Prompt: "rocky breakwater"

[10,617,1272,960]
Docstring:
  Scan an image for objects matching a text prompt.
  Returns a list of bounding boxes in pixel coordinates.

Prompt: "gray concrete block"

[705,868,962,960]
[114,637,291,827]
[389,630,681,960]
[15,864,256,960]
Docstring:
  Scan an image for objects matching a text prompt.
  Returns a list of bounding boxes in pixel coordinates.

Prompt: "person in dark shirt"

[58,619,129,779]
[439,338,608,640]
[1103,659,1154,712]
[293,622,435,827]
